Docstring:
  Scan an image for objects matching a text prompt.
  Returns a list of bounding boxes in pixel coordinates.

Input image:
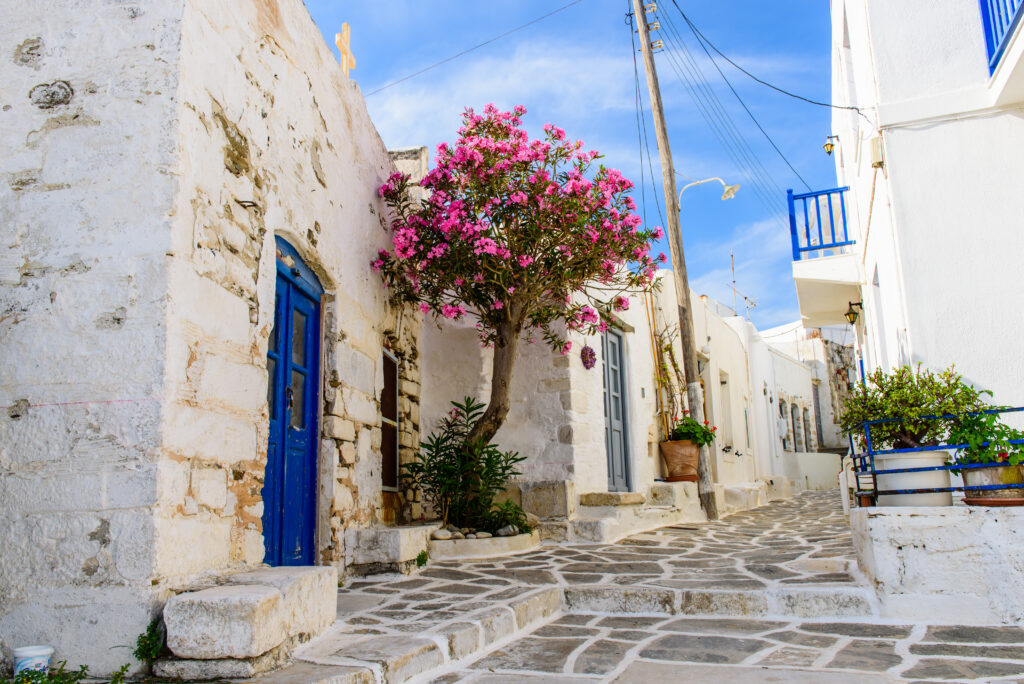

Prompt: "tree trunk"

[467,317,524,446]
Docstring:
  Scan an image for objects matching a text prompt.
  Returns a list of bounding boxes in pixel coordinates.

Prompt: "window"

[381,351,399,490]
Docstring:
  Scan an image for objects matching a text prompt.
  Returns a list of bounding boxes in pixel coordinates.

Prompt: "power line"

[627,6,667,232]
[365,0,585,96]
[666,2,812,191]
[670,0,874,127]
[654,12,786,223]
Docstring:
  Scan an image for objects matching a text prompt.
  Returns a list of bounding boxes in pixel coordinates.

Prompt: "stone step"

[156,566,337,679]
[563,584,876,620]
[263,586,561,684]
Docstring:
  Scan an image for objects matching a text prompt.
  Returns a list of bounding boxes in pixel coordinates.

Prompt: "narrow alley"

[258,492,1024,683]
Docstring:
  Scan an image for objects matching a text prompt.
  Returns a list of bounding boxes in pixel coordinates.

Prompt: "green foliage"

[416,550,429,568]
[402,397,526,530]
[2,662,89,684]
[132,616,165,666]
[2,662,132,684]
[948,410,1024,472]
[839,365,987,449]
[487,500,531,534]
[666,413,717,447]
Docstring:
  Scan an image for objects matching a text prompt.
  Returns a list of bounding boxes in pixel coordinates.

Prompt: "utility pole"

[632,0,718,519]
[731,252,737,315]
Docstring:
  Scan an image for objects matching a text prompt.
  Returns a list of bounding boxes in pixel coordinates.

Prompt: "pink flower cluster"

[372,104,661,349]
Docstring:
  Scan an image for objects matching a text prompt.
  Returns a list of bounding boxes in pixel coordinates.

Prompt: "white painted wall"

[831,0,1024,409]
[0,0,414,671]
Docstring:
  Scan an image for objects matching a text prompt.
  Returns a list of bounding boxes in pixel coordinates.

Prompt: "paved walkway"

[269,491,1024,684]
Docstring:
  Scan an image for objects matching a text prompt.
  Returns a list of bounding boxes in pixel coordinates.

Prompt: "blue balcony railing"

[786,187,853,262]
[980,0,1024,73]
[850,407,1024,506]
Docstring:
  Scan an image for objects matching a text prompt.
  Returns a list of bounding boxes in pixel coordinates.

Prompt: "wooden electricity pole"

[632,0,718,519]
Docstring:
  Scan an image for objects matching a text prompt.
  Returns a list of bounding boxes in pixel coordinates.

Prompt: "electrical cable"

[670,0,874,127]
[654,14,785,223]
[666,3,812,190]
[365,0,584,96]
[628,6,667,231]
[658,9,788,204]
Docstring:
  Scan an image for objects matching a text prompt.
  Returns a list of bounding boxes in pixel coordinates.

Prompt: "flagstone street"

[256,492,1024,683]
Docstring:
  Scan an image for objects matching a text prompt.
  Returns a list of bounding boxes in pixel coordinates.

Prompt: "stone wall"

[0,1,185,672]
[1,0,418,672]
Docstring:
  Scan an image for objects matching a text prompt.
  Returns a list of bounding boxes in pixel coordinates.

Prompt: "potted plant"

[948,411,1024,506]
[839,365,985,506]
[659,410,716,482]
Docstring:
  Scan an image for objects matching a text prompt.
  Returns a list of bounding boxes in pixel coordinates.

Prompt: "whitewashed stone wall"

[0,1,184,673]
[1,0,417,673]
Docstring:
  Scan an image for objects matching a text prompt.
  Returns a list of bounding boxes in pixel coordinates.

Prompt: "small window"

[381,352,399,490]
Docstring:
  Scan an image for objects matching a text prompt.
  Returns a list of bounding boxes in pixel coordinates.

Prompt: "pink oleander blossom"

[371,104,659,442]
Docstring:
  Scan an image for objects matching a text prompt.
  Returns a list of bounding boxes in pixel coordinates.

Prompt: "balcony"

[981,0,1024,74]
[787,187,861,328]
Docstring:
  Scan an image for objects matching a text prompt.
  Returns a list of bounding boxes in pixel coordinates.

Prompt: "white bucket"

[875,451,953,506]
[13,646,54,676]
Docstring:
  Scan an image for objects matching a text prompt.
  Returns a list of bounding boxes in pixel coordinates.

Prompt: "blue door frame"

[602,329,631,492]
[263,237,323,566]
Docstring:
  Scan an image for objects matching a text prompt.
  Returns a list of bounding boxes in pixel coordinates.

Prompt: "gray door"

[602,329,630,492]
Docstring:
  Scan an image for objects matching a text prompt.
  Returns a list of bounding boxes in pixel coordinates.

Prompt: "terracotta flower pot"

[963,463,1024,506]
[659,439,699,482]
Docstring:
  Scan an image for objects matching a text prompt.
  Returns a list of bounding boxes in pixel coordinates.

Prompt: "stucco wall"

[832,0,1024,408]
[164,0,417,575]
[0,1,184,671]
[1,0,416,671]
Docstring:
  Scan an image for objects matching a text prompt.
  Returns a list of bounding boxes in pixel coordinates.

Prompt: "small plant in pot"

[839,364,985,506]
[403,397,532,539]
[660,410,716,482]
[948,410,1024,506]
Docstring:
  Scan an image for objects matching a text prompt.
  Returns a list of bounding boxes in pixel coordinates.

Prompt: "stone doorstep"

[286,586,562,683]
[344,523,439,567]
[579,491,646,507]
[162,566,338,666]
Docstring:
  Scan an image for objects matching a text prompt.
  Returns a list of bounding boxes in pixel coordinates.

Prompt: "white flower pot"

[14,646,54,676]
[874,451,952,506]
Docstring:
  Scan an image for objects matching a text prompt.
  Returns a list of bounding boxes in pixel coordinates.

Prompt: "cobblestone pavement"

[272,491,1024,683]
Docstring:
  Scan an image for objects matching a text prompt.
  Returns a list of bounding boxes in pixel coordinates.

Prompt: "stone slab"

[345,524,437,566]
[611,662,891,683]
[227,566,337,639]
[164,584,285,659]
[580,491,645,507]
[428,530,540,560]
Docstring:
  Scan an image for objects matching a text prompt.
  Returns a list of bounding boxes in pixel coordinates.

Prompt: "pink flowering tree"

[374,105,665,445]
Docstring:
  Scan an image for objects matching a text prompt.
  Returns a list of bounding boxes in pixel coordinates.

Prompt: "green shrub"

[132,616,165,666]
[416,550,429,567]
[403,397,526,531]
[487,500,531,534]
[2,663,89,684]
[948,410,1024,471]
[839,365,987,449]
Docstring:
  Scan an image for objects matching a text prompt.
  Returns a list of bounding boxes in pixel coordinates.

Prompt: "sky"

[304,0,837,329]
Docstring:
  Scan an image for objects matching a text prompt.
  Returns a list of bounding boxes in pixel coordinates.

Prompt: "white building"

[795,0,1024,406]
[421,271,842,542]
[798,0,1024,625]
[1,0,426,673]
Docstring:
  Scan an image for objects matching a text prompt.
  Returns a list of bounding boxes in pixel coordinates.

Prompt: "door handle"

[285,386,294,410]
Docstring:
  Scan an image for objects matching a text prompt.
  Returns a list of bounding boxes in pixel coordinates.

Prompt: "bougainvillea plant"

[374,104,664,443]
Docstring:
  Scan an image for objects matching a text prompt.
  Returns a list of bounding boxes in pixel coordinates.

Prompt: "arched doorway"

[263,236,323,566]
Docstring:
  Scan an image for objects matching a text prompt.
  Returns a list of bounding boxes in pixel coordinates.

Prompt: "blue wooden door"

[263,238,322,566]
[602,329,631,492]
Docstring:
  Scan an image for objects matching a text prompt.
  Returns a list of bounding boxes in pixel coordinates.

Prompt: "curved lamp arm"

[678,177,740,203]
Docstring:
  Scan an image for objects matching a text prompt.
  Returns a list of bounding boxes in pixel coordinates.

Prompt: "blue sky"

[305,0,837,328]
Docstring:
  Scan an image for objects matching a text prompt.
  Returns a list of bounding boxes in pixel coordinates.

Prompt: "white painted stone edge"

[426,530,540,560]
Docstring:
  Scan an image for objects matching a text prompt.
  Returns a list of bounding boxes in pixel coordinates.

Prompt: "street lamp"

[678,177,740,204]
